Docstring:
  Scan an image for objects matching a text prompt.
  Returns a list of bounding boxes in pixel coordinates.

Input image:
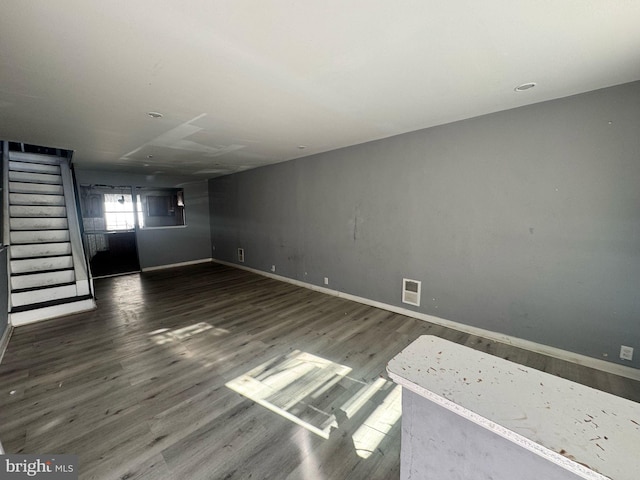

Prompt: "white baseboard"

[10,299,96,327]
[213,259,640,382]
[0,324,13,364]
[142,258,213,272]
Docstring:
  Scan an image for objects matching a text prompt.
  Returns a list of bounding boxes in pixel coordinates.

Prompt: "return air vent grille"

[402,278,421,306]
[237,248,245,263]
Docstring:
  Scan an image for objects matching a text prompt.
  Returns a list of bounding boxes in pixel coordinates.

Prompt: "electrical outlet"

[620,345,633,361]
[271,265,276,272]
[324,277,329,285]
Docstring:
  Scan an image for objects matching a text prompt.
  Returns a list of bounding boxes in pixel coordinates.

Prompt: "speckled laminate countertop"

[387,335,640,480]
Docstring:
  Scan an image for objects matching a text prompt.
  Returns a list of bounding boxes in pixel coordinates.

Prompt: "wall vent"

[237,248,245,263]
[402,278,421,306]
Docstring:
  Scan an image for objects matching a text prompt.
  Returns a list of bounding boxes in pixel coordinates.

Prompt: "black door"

[79,185,140,277]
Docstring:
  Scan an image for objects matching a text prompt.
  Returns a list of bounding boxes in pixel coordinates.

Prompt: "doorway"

[79,185,140,277]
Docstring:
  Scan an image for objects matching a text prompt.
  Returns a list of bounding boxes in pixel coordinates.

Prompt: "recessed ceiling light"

[514,82,537,92]
[147,111,163,118]
[298,145,307,150]
[147,154,153,158]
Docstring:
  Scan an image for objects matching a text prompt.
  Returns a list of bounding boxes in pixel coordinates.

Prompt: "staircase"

[3,144,95,326]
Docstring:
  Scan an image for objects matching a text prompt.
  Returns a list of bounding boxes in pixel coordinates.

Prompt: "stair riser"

[10,230,70,244]
[12,284,78,307]
[7,151,63,166]
[10,205,67,218]
[11,270,76,290]
[9,161,61,175]
[9,182,64,195]
[9,193,66,206]
[10,217,68,230]
[9,171,62,185]
[9,299,96,326]
[12,242,72,258]
[11,256,74,274]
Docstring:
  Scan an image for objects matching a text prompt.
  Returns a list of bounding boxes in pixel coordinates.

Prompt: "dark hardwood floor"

[1,263,639,479]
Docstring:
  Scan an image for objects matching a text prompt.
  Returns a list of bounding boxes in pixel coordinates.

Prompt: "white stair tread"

[11,242,72,258]
[11,270,76,290]
[12,284,78,307]
[7,151,63,165]
[11,256,74,274]
[9,182,64,195]
[10,205,67,218]
[9,161,61,175]
[9,298,95,326]
[10,217,68,230]
[9,171,62,185]
[10,230,70,244]
[10,193,66,206]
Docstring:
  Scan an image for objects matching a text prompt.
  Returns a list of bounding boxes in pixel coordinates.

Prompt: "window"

[79,185,135,232]
[104,194,136,230]
[135,187,185,228]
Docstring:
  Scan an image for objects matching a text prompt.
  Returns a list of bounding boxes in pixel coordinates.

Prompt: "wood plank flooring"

[0,263,639,479]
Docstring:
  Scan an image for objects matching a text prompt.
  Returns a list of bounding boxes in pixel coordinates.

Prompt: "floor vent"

[237,248,245,263]
[402,278,421,306]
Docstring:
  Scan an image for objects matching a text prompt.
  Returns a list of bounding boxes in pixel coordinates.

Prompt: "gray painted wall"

[209,81,640,369]
[75,169,211,269]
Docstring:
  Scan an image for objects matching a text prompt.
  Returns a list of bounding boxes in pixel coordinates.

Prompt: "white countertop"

[387,335,640,480]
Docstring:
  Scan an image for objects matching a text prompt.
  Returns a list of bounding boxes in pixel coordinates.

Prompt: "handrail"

[2,141,9,246]
[1,141,11,313]
[60,159,90,290]
[68,157,95,300]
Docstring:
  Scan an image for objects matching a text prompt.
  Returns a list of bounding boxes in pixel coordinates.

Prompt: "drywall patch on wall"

[349,204,362,242]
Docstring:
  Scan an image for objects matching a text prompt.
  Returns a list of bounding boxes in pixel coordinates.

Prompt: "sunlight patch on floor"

[341,377,387,419]
[148,322,229,345]
[226,349,403,455]
[226,350,352,439]
[352,384,402,458]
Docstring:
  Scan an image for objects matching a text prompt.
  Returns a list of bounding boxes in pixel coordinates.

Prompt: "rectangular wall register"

[387,336,640,480]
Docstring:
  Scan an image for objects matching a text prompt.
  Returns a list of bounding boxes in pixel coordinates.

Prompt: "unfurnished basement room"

[1,2,640,480]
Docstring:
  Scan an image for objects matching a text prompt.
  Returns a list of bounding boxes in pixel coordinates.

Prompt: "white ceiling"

[1,1,640,178]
